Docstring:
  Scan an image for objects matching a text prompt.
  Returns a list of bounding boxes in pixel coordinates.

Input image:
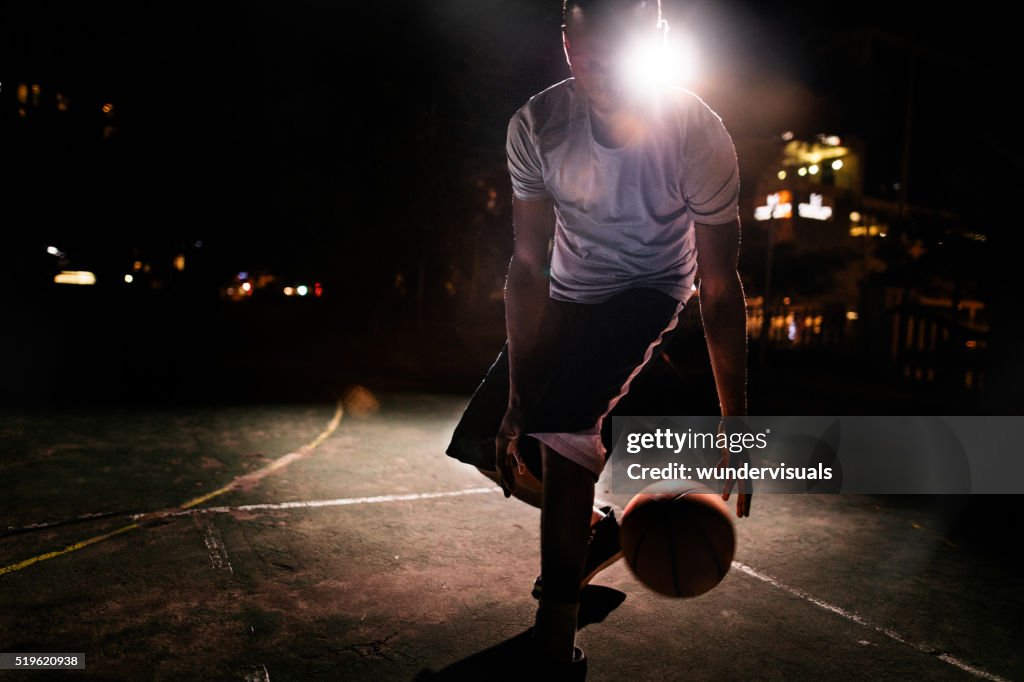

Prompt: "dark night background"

[2,6,1024,679]
[2,1,1021,411]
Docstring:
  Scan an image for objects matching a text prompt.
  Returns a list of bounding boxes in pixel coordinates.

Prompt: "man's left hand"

[495,405,526,499]
[715,447,752,517]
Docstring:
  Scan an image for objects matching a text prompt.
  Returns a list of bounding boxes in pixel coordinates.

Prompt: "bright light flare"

[296,285,308,296]
[618,28,698,95]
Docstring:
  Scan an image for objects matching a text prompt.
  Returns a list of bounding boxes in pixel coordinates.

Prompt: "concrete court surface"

[0,391,1020,681]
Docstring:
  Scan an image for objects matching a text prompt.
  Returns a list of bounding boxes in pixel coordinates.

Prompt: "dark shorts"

[445,286,684,479]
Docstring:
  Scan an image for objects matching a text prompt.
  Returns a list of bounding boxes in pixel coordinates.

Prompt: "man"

[446,0,750,672]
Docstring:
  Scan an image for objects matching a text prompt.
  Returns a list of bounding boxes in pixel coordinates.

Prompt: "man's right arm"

[495,196,556,496]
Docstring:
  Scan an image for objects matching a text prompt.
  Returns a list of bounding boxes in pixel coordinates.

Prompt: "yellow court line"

[0,400,345,577]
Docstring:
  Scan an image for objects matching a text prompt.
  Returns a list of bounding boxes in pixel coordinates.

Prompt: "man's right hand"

[495,405,526,498]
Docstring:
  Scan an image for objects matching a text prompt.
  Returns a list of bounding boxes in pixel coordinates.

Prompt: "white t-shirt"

[506,77,740,305]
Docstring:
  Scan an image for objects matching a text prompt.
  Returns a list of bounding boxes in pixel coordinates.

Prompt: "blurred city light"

[283,286,295,296]
[797,193,832,220]
[241,281,252,292]
[173,254,186,271]
[798,167,807,177]
[808,164,819,175]
[777,170,787,180]
[754,190,792,221]
[54,271,96,285]
[831,159,844,171]
[297,285,308,296]
[124,274,134,283]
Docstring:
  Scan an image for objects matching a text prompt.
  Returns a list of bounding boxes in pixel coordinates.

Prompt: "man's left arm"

[695,217,747,418]
[695,217,751,517]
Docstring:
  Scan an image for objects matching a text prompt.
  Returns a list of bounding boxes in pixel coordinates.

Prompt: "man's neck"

[588,104,639,149]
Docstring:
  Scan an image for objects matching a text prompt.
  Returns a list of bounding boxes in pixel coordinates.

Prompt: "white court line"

[242,663,270,681]
[199,515,234,575]
[174,487,498,516]
[733,561,1010,682]
[153,486,1011,681]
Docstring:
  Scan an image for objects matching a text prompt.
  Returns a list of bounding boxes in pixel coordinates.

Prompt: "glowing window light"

[846,311,859,321]
[754,191,792,221]
[798,193,833,220]
[54,270,96,285]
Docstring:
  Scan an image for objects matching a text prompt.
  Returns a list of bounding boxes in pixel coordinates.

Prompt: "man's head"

[561,0,663,112]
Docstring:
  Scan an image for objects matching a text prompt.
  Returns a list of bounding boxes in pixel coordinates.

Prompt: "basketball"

[620,480,736,598]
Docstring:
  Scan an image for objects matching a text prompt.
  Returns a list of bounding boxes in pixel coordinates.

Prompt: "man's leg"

[533,441,594,663]
[475,434,606,525]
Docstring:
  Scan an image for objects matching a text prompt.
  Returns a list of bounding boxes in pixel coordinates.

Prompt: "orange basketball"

[620,480,736,598]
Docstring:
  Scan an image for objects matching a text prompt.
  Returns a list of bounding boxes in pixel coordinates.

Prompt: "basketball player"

[446,0,751,672]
